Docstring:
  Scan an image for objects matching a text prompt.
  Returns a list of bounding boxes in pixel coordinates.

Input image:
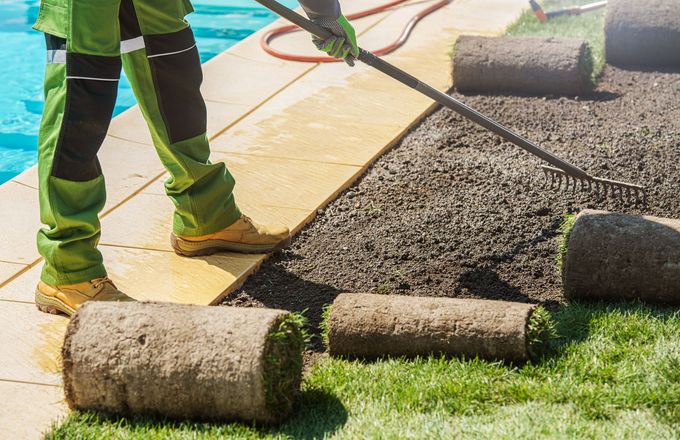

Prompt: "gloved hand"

[311,15,360,66]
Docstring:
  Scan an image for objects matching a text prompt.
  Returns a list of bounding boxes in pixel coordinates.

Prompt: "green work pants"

[33,0,241,285]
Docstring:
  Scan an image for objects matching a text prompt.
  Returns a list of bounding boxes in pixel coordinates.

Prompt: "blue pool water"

[0,0,298,185]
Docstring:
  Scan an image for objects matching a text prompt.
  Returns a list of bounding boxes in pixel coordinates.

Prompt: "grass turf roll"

[605,0,680,68]
[62,302,305,424]
[325,293,547,362]
[453,36,594,96]
[563,210,680,305]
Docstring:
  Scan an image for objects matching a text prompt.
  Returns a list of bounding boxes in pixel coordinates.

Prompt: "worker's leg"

[33,0,121,285]
[118,0,240,237]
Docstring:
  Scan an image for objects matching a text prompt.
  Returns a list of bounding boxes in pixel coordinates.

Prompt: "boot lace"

[92,277,116,290]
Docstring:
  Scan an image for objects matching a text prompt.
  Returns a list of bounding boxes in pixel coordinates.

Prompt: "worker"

[32,0,359,316]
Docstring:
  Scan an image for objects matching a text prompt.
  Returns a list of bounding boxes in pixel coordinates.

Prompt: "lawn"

[46,1,680,439]
[49,303,680,439]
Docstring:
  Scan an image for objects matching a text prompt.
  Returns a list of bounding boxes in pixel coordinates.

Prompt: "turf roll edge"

[563,210,680,305]
[326,293,548,362]
[62,302,305,424]
[605,0,680,68]
[453,36,594,96]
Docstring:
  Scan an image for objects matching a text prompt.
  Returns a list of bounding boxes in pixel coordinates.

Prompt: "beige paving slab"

[145,154,363,212]
[0,380,66,440]
[107,101,251,145]
[212,118,403,166]
[210,89,429,167]
[0,301,66,385]
[0,182,41,265]
[0,261,27,286]
[0,244,264,306]
[210,77,430,164]
[100,192,313,252]
[0,260,38,303]
[422,0,525,34]
[98,245,264,305]
[200,52,315,106]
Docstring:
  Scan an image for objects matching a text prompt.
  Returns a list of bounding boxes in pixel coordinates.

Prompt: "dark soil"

[223,66,680,348]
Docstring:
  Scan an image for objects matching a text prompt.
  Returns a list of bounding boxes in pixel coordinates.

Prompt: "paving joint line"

[9,179,37,190]
[0,298,35,305]
[0,378,62,388]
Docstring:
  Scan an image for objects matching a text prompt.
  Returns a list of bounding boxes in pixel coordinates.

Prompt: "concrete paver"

[0,380,66,439]
[0,262,27,287]
[0,301,66,385]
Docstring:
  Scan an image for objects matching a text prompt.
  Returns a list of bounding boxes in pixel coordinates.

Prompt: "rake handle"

[254,0,591,180]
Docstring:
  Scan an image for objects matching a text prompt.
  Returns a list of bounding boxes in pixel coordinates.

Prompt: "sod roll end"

[563,210,680,305]
[62,302,305,424]
[453,36,594,96]
[326,293,553,362]
[605,0,680,68]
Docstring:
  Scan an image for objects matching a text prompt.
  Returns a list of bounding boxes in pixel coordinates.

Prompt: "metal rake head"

[541,166,647,203]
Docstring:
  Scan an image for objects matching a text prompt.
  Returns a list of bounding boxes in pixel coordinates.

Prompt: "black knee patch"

[52,53,121,181]
[119,0,142,40]
[145,27,207,144]
[45,34,66,51]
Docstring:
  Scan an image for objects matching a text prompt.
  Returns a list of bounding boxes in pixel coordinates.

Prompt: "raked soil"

[223,66,680,347]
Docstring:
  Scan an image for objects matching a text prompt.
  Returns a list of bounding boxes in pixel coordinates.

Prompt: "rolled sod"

[62,302,305,424]
[452,36,594,96]
[605,0,680,68]
[325,293,549,362]
[563,210,680,305]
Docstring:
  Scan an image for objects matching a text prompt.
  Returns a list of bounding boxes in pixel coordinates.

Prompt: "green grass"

[263,312,309,417]
[526,305,558,360]
[47,303,680,439]
[506,0,606,81]
[557,213,576,274]
[319,304,332,349]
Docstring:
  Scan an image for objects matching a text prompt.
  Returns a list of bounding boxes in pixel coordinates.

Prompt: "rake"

[255,0,646,202]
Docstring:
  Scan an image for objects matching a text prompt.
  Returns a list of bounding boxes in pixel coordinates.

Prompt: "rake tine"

[538,166,645,203]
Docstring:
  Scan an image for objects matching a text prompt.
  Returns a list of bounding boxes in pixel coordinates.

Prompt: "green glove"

[311,15,360,66]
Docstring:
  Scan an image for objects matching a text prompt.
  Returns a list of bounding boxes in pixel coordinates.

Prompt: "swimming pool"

[0,0,298,185]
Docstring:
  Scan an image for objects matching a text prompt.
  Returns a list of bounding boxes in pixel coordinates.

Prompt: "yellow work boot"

[171,215,291,256]
[35,277,134,317]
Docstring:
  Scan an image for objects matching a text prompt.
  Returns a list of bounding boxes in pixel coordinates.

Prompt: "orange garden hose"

[260,0,452,62]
